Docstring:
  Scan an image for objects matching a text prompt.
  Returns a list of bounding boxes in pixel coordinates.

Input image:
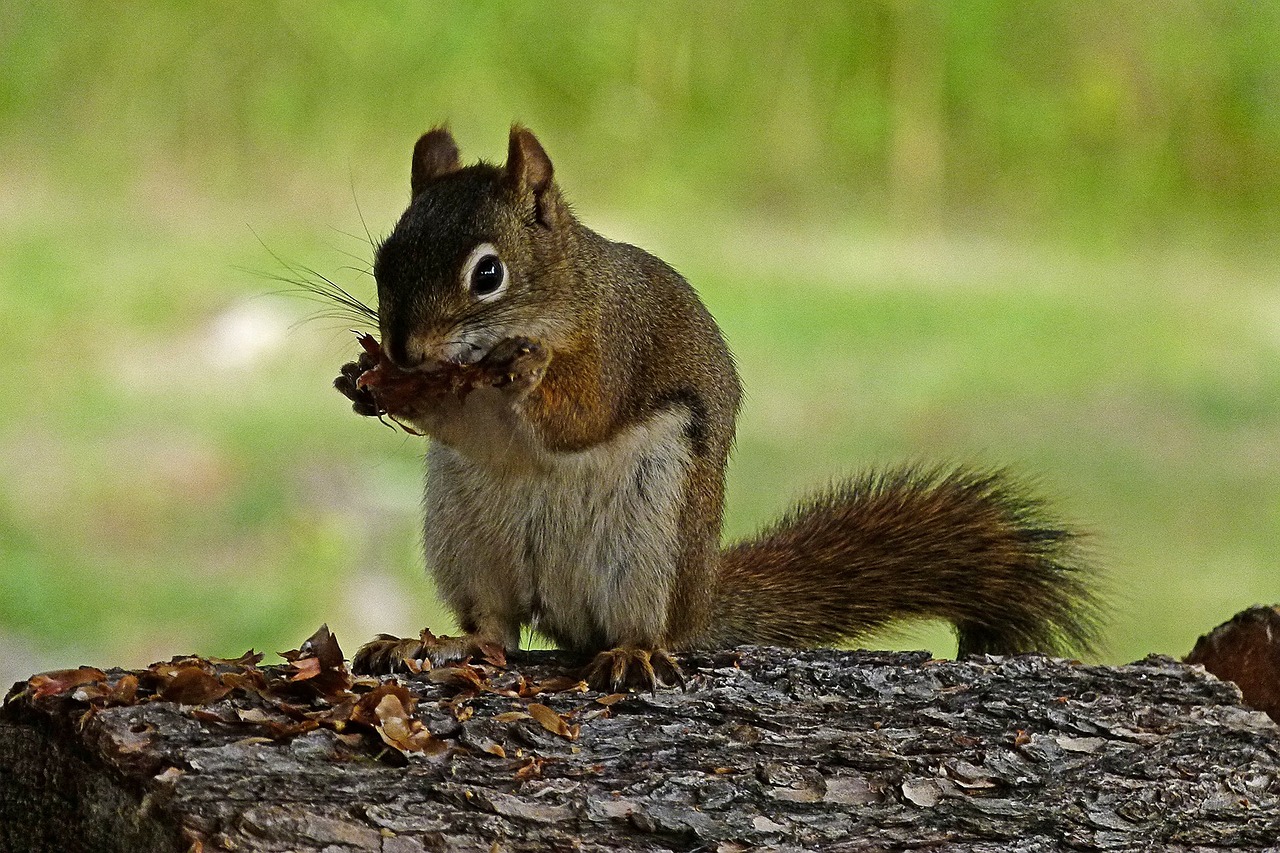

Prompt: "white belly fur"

[423,405,692,652]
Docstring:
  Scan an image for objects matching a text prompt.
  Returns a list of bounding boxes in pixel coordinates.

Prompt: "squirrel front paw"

[475,337,552,396]
[582,646,685,693]
[334,350,382,417]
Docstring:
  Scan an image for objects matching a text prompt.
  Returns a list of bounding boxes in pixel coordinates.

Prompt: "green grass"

[4,2,1278,238]
[1,2,1277,685]
[681,224,1279,662]
[1,189,1276,683]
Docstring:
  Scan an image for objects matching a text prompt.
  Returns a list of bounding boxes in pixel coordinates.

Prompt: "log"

[1186,604,1280,724]
[2,645,1279,852]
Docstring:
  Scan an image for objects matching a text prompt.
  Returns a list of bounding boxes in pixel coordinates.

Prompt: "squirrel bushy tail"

[707,466,1103,657]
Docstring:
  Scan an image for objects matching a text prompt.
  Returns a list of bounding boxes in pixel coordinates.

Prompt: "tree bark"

[1187,604,1280,724]
[3,647,1279,852]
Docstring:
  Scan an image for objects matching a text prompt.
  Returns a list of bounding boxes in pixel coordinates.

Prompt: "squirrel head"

[373,125,581,371]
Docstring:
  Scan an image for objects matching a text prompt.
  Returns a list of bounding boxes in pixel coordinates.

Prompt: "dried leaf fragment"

[494,711,532,723]
[527,703,578,740]
[106,674,139,705]
[368,691,445,756]
[353,682,416,726]
[278,624,352,701]
[298,624,345,671]
[27,667,107,701]
[208,650,265,668]
[528,675,587,695]
[159,667,232,706]
[515,756,545,781]
[290,658,323,681]
[476,641,507,668]
[154,766,184,784]
[427,665,487,691]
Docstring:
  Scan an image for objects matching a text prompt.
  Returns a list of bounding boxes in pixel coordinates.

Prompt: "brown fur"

[706,466,1102,656]
[358,125,1102,686]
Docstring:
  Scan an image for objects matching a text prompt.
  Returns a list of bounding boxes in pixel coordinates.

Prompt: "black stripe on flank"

[654,386,709,457]
[633,455,655,502]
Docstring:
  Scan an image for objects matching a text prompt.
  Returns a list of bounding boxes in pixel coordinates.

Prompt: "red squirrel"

[333,125,1102,690]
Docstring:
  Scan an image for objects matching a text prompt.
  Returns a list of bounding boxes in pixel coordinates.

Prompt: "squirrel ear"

[505,125,557,226]
[411,127,461,197]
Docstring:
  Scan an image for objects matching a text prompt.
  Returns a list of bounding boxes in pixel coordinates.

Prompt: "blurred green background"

[2,1,1277,686]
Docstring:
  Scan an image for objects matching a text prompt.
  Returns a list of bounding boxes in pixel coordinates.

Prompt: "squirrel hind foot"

[351,630,507,675]
[351,634,421,675]
[582,647,685,693]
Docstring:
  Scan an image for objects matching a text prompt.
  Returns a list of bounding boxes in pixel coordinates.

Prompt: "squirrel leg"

[582,647,685,693]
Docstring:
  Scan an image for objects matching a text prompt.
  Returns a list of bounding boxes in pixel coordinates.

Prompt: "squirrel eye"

[461,243,507,301]
[471,255,503,295]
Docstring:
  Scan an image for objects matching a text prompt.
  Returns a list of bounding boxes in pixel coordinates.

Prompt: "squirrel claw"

[653,649,687,691]
[477,336,551,394]
[582,647,684,693]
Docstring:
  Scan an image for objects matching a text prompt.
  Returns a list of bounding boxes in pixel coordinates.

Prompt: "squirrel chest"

[422,395,695,653]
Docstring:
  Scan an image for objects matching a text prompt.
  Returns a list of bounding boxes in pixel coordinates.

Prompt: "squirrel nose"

[386,337,427,370]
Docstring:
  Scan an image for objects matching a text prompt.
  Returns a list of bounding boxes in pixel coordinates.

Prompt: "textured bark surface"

[3,647,1279,852]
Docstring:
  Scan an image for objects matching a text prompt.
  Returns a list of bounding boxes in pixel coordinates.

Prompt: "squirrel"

[333,125,1103,691]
